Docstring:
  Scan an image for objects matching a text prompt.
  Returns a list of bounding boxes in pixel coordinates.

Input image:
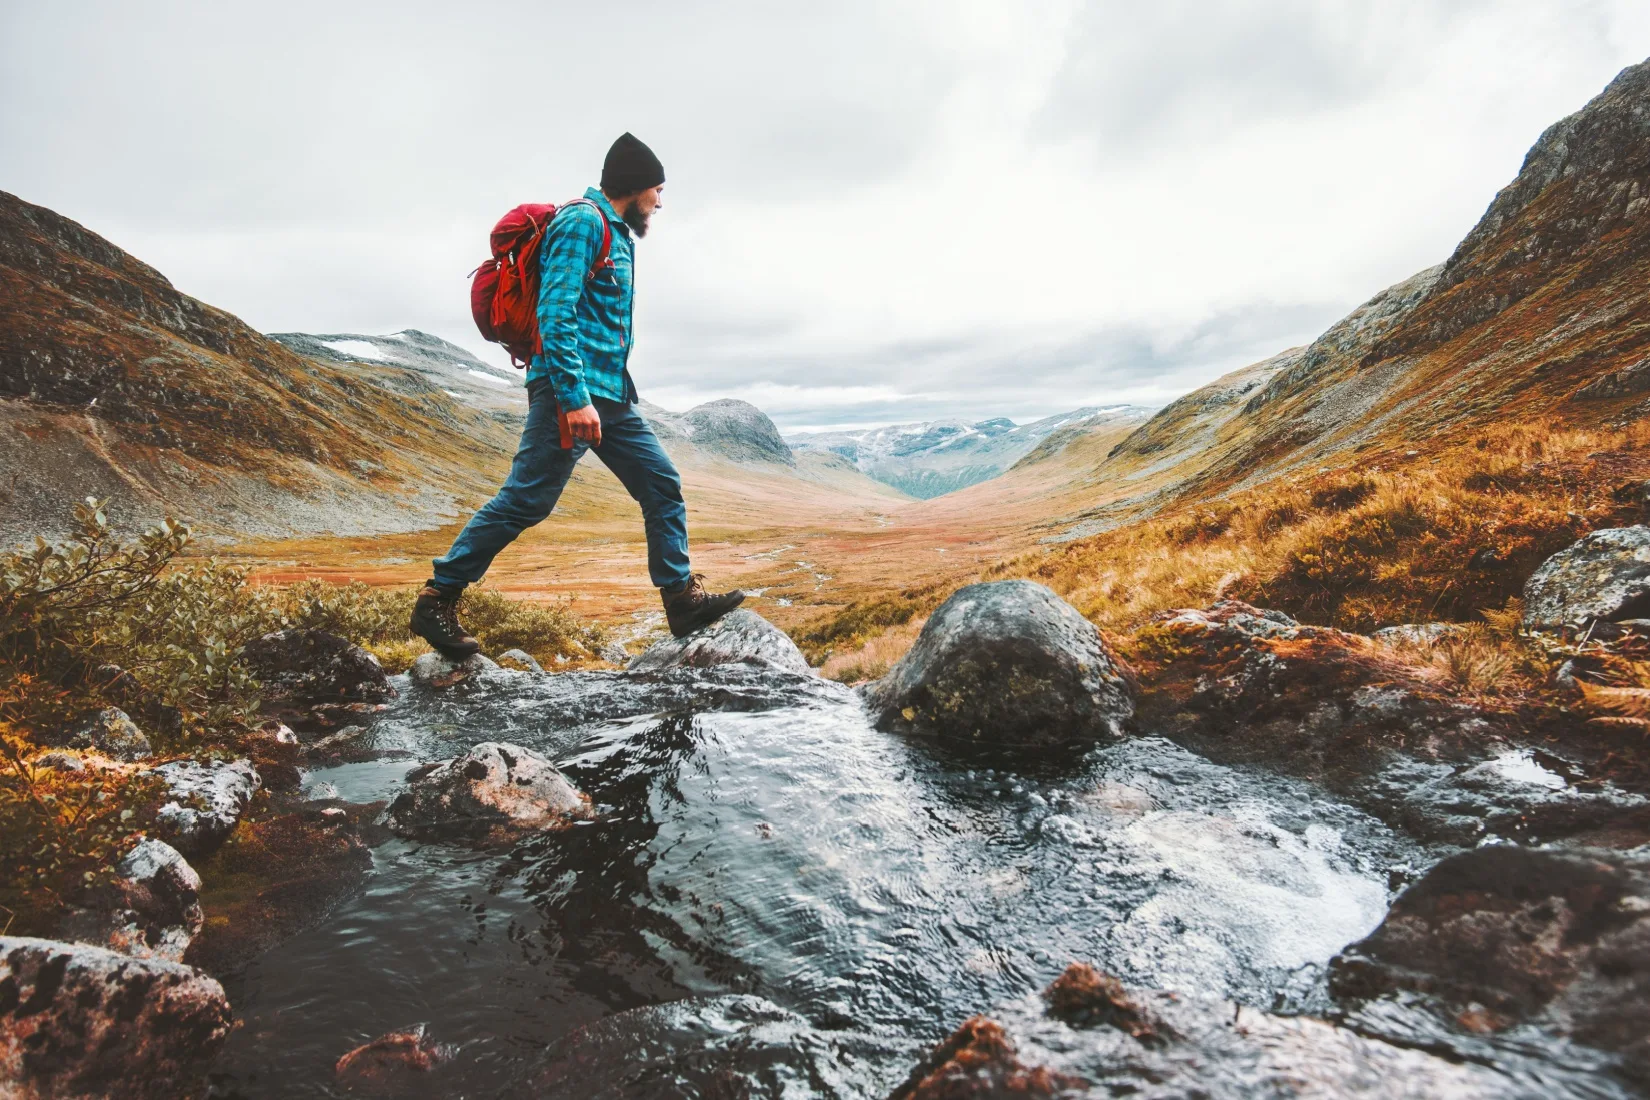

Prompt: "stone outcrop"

[66,707,151,761]
[862,580,1135,750]
[1330,845,1650,1080]
[60,839,203,963]
[627,608,810,675]
[1523,526,1650,629]
[407,650,497,689]
[149,758,261,857]
[889,963,1531,1098]
[495,648,544,672]
[386,742,592,843]
[241,628,395,730]
[0,936,232,1099]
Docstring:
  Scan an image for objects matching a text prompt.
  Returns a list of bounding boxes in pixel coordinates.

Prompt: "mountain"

[0,192,905,551]
[1045,56,1650,536]
[0,190,525,545]
[269,329,528,420]
[787,406,1153,499]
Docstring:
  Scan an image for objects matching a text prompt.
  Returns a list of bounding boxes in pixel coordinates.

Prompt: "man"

[411,133,744,658]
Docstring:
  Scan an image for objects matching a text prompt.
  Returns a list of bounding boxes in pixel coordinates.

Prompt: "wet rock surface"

[0,936,232,1099]
[1131,600,1646,844]
[242,628,395,730]
[407,649,497,688]
[59,838,203,962]
[891,965,1575,1098]
[863,580,1135,751]
[1330,844,1650,1084]
[66,706,151,760]
[386,741,593,842]
[150,757,261,856]
[627,607,811,675]
[1523,525,1650,629]
[333,1023,451,1094]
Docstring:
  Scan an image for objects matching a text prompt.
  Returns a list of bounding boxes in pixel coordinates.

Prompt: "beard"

[621,201,651,238]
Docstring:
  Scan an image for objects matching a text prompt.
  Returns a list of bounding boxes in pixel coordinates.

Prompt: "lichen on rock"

[386,741,592,843]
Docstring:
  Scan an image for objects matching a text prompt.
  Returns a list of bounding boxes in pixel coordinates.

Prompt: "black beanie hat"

[601,132,665,196]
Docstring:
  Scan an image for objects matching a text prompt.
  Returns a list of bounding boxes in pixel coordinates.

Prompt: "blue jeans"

[431,381,692,591]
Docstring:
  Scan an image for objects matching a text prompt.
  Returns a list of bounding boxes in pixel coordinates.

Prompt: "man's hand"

[565,404,602,446]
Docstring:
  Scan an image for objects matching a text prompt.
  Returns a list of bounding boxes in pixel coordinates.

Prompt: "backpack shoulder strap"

[556,199,614,281]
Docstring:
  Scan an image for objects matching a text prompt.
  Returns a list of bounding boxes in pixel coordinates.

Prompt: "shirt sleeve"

[537,204,605,410]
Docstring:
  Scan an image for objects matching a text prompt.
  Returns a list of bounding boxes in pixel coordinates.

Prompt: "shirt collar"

[584,187,629,237]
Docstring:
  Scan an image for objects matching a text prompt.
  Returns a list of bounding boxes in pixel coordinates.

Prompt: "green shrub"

[455,587,604,661]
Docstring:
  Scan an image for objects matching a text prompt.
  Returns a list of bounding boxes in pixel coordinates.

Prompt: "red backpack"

[469,200,612,368]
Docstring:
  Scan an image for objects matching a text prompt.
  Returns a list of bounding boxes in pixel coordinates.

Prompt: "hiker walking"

[411,133,744,658]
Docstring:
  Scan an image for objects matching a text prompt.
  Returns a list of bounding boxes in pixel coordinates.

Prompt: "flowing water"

[206,665,1436,1097]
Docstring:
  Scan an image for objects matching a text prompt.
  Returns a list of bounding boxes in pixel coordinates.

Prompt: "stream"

[205,664,1498,1097]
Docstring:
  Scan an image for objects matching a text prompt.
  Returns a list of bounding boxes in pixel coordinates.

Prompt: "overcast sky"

[3,2,1647,431]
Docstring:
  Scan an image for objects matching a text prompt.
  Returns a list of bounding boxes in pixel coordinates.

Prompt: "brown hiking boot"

[410,585,481,659]
[662,574,745,639]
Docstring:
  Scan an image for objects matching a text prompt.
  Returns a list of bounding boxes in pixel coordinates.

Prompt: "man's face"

[619,185,663,237]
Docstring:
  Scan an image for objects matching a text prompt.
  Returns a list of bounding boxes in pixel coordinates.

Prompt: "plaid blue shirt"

[526,187,635,408]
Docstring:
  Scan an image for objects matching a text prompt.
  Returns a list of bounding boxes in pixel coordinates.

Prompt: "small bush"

[454,587,604,661]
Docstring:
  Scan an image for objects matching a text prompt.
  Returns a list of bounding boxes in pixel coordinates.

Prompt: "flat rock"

[0,936,232,1100]
[67,706,151,761]
[407,650,498,689]
[59,839,203,963]
[862,580,1134,750]
[890,964,1570,1098]
[1523,526,1650,629]
[627,608,810,675]
[386,741,592,843]
[1330,844,1650,1079]
[150,758,261,857]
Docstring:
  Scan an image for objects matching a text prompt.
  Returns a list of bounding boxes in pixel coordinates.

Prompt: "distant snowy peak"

[786,405,1154,499]
[270,329,525,414]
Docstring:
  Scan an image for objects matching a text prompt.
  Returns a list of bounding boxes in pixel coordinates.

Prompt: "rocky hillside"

[0,191,521,544]
[789,406,1152,499]
[0,194,905,549]
[269,329,528,420]
[1075,57,1650,531]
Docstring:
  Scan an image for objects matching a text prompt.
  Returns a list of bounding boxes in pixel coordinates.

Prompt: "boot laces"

[432,592,464,635]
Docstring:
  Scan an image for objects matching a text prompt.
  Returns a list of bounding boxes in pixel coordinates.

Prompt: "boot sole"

[667,593,745,639]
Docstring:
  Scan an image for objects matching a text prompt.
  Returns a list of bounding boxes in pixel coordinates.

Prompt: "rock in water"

[495,648,544,672]
[59,839,204,963]
[150,758,261,856]
[67,707,152,760]
[407,650,498,689]
[1523,526,1650,628]
[334,1024,450,1090]
[890,964,1535,1098]
[627,608,810,675]
[387,742,592,842]
[1329,845,1650,1078]
[241,628,395,729]
[0,936,232,1099]
[862,580,1134,749]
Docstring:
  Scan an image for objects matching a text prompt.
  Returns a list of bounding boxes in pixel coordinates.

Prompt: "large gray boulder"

[1330,845,1650,1079]
[862,580,1134,749]
[627,609,810,675]
[59,839,203,963]
[387,742,593,843]
[0,936,232,1099]
[149,758,261,856]
[1523,526,1650,628]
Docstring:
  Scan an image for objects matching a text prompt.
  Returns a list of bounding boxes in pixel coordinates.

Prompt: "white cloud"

[3,1,1647,429]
